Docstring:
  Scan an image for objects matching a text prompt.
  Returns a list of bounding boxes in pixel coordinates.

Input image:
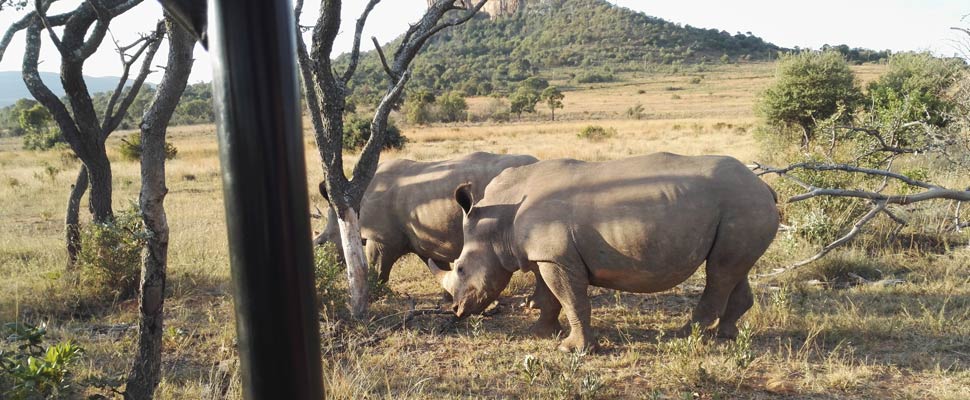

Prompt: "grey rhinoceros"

[315,152,538,284]
[427,152,779,352]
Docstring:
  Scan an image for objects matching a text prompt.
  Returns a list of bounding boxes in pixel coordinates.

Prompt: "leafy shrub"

[577,125,617,142]
[77,207,146,302]
[435,91,469,123]
[0,322,84,399]
[758,51,862,143]
[866,52,963,129]
[475,97,510,122]
[22,130,65,151]
[314,243,347,318]
[118,132,178,161]
[574,70,615,84]
[342,113,406,150]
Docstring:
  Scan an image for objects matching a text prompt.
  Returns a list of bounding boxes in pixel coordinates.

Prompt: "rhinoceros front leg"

[529,271,563,337]
[537,262,597,353]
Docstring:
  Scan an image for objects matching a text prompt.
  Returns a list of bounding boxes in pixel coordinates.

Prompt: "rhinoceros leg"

[365,240,404,284]
[680,219,767,338]
[716,279,753,339]
[537,262,597,353]
[529,271,563,337]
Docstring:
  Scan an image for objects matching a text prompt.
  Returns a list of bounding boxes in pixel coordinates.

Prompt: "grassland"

[1,62,968,399]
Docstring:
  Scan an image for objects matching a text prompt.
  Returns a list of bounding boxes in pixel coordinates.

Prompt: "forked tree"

[296,0,486,318]
[0,0,162,267]
[124,16,196,400]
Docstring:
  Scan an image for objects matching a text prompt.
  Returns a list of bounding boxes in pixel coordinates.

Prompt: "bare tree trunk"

[66,164,88,268]
[336,209,369,316]
[125,17,195,400]
[86,150,115,223]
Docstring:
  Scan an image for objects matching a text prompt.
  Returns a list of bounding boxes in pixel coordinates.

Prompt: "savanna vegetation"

[1,0,968,399]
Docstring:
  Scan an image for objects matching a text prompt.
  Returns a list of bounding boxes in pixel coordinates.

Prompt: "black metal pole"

[207,0,323,398]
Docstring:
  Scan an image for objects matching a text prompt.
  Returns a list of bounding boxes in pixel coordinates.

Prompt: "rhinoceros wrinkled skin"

[428,152,779,352]
[315,152,538,285]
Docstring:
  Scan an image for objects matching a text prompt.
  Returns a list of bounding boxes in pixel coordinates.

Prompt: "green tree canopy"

[509,86,540,118]
[540,86,564,121]
[436,91,468,123]
[758,51,862,143]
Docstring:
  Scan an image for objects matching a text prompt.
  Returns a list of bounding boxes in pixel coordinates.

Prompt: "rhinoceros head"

[427,183,514,318]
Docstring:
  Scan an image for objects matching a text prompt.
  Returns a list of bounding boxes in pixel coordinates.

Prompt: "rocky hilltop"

[427,0,525,18]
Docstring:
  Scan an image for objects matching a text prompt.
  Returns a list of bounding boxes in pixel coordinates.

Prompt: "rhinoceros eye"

[456,267,464,275]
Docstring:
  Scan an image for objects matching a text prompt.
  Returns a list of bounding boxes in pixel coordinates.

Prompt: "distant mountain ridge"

[345,0,782,101]
[0,71,123,107]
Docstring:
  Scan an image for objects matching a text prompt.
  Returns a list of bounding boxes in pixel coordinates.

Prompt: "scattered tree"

[296,0,486,318]
[0,0,164,267]
[509,85,540,119]
[540,86,564,121]
[436,91,468,122]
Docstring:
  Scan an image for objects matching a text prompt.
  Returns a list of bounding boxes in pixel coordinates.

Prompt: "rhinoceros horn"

[427,259,454,295]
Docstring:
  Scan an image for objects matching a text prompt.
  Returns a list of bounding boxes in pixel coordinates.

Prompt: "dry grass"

[1,62,969,399]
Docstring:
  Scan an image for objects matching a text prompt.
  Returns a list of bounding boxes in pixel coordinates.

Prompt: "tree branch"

[102,21,164,137]
[341,0,381,83]
[20,21,83,152]
[757,202,887,279]
[35,0,65,53]
[102,32,157,132]
[759,162,941,191]
[0,11,34,62]
[371,37,395,80]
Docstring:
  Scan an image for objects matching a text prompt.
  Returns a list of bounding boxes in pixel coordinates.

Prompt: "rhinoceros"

[427,153,779,352]
[315,152,538,284]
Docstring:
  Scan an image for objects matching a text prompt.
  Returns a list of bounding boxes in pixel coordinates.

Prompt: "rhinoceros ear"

[455,182,475,215]
[318,181,329,203]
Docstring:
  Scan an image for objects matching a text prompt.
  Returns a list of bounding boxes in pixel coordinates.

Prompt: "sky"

[0,0,967,84]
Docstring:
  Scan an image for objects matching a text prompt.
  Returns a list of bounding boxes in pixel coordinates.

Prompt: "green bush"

[22,130,65,151]
[867,52,963,129]
[118,132,178,161]
[314,243,347,318]
[342,113,406,151]
[76,207,146,302]
[574,70,615,84]
[758,51,862,143]
[435,91,469,123]
[577,125,617,142]
[0,322,85,399]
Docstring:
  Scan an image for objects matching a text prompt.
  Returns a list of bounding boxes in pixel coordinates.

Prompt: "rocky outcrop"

[483,0,524,17]
[426,0,525,18]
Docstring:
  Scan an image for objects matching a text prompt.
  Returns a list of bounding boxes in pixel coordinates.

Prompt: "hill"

[343,0,782,102]
[0,71,122,107]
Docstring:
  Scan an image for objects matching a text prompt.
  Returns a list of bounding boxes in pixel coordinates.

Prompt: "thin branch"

[371,37,395,80]
[101,21,164,137]
[757,161,942,192]
[350,68,411,191]
[102,33,155,130]
[0,11,34,62]
[757,202,887,279]
[35,0,64,53]
[341,0,381,83]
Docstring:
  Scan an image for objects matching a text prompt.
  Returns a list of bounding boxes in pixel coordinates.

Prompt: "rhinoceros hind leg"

[716,279,753,339]
[537,262,597,353]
